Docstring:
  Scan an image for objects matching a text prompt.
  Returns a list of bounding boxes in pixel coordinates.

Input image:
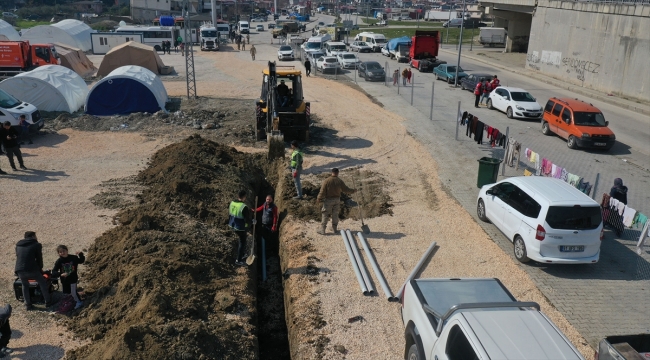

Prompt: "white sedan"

[349,41,372,53]
[487,86,543,120]
[277,45,295,61]
[336,52,361,69]
[316,56,341,73]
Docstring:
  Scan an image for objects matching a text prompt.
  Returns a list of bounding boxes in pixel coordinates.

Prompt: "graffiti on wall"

[526,51,540,70]
[562,57,600,82]
[541,50,562,67]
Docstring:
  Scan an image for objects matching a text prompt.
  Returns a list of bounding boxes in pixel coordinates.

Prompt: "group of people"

[232,32,250,51]
[0,119,29,175]
[228,140,357,264]
[392,68,413,86]
[0,232,86,355]
[474,75,500,108]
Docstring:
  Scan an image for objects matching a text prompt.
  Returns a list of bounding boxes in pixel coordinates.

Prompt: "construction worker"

[228,190,253,266]
[255,195,279,244]
[290,140,303,200]
[250,44,256,60]
[316,168,356,235]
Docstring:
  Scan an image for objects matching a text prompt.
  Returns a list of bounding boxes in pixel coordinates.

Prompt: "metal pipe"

[395,241,437,301]
[341,230,369,295]
[357,232,396,301]
[346,230,375,294]
[410,73,414,105]
[429,82,434,120]
[262,235,267,281]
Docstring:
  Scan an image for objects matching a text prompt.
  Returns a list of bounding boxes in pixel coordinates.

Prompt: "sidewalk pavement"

[439,45,650,116]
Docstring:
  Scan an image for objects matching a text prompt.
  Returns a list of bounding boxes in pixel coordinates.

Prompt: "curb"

[439,48,650,116]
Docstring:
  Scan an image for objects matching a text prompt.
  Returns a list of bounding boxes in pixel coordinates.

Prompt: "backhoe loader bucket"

[267,132,285,160]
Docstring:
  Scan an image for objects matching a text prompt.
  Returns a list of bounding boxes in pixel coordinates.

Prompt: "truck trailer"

[479,27,507,47]
[409,30,445,72]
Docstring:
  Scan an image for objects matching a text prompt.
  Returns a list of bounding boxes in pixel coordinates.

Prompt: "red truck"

[0,41,59,75]
[409,30,446,72]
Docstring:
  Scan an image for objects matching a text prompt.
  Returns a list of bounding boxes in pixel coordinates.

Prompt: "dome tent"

[0,65,88,113]
[86,65,168,116]
[21,19,93,52]
[0,19,20,41]
[97,41,165,77]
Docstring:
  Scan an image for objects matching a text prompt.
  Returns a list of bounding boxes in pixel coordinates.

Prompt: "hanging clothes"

[610,197,620,209]
[561,168,568,182]
[622,206,637,227]
[475,121,485,144]
[525,148,531,160]
[505,138,521,169]
[542,159,553,176]
[601,193,611,208]
[535,156,541,176]
[554,166,563,179]
[617,201,626,216]
[551,164,557,178]
[633,213,648,229]
[524,169,533,176]
[567,174,580,187]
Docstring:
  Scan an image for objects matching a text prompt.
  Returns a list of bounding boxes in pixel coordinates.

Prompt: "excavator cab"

[256,61,310,159]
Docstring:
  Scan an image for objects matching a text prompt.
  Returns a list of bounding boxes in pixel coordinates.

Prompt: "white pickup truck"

[401,278,585,360]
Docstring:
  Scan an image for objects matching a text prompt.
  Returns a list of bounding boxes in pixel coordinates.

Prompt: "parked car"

[251,17,265,22]
[336,52,361,69]
[0,89,43,131]
[541,97,615,150]
[357,61,386,81]
[308,50,326,63]
[256,24,264,31]
[433,64,467,84]
[460,73,493,91]
[268,23,276,29]
[397,15,411,21]
[273,13,280,20]
[402,277,585,360]
[348,41,370,53]
[487,86,543,120]
[277,45,294,61]
[2,11,18,19]
[26,14,41,20]
[316,56,340,73]
[477,176,603,264]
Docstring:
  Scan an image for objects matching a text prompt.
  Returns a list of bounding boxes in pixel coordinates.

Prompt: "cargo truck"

[199,24,219,51]
[408,30,446,72]
[479,27,507,47]
[0,41,59,75]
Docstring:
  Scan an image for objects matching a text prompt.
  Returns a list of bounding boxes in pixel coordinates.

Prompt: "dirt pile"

[66,135,268,360]
[41,97,259,146]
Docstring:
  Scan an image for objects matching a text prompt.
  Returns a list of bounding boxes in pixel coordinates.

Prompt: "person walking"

[246,34,250,44]
[15,232,53,310]
[479,79,492,106]
[250,45,256,60]
[290,140,303,199]
[402,68,408,86]
[304,58,311,77]
[316,168,356,235]
[236,36,241,50]
[1,121,27,171]
[18,115,32,145]
[474,79,483,108]
[393,69,399,85]
[228,190,252,266]
[167,40,172,54]
[610,178,628,205]
[255,195,279,245]
[180,42,185,55]
[52,245,85,310]
[0,304,12,358]
[241,38,246,51]
[406,68,412,84]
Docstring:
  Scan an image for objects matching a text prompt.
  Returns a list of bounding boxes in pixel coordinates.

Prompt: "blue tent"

[387,36,412,51]
[86,65,168,116]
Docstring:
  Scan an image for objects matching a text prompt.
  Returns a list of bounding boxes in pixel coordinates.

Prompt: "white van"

[354,32,387,52]
[238,21,250,34]
[301,34,331,52]
[323,41,346,56]
[477,176,603,264]
[0,89,43,130]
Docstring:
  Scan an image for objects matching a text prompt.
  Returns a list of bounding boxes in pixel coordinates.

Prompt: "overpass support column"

[493,10,532,53]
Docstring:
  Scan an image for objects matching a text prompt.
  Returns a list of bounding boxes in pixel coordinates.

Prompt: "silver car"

[277,45,295,61]
[349,41,372,53]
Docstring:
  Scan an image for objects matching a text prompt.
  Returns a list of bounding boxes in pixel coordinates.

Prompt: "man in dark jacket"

[0,304,12,357]
[0,121,27,171]
[15,232,52,310]
[610,178,628,205]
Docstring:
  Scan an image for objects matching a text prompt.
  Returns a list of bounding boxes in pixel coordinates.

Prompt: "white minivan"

[323,41,346,56]
[477,176,602,264]
[354,32,387,52]
[238,21,250,34]
[0,89,43,131]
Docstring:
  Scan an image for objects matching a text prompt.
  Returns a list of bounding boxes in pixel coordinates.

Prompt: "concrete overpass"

[479,0,650,103]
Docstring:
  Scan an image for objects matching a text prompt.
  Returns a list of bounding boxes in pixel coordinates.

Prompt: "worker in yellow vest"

[228,190,253,266]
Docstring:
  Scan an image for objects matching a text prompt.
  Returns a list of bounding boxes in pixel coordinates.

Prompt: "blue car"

[433,64,468,84]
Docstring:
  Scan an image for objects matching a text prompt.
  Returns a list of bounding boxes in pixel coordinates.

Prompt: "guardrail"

[563,0,649,4]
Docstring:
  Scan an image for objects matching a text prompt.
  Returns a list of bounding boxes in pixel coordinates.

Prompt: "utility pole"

[453,0,465,87]
[445,9,451,43]
[184,0,197,99]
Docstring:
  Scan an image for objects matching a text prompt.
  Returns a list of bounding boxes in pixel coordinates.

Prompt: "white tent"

[21,19,93,52]
[0,19,20,41]
[86,65,168,115]
[0,65,88,113]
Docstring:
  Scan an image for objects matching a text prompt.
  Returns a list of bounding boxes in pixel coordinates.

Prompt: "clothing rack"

[460,112,509,149]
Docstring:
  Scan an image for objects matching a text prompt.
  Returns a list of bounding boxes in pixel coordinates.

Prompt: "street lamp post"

[445,9,451,43]
[453,0,466,87]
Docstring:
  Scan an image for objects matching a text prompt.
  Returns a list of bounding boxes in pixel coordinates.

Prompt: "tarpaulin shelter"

[387,36,412,51]
[54,42,96,77]
[85,65,168,116]
[21,19,93,52]
[0,65,88,113]
[97,41,165,77]
[0,19,20,41]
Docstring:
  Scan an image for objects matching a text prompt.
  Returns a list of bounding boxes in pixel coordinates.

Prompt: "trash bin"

[477,157,502,188]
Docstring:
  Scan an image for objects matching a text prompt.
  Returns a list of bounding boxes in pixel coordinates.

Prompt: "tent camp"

[0,19,20,41]
[86,65,168,116]
[97,41,166,77]
[21,19,93,52]
[0,65,88,113]
[54,42,96,77]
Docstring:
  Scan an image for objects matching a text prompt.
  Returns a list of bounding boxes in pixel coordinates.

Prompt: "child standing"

[52,245,85,310]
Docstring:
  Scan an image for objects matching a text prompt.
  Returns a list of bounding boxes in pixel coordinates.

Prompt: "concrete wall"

[527,0,650,103]
[493,9,531,52]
